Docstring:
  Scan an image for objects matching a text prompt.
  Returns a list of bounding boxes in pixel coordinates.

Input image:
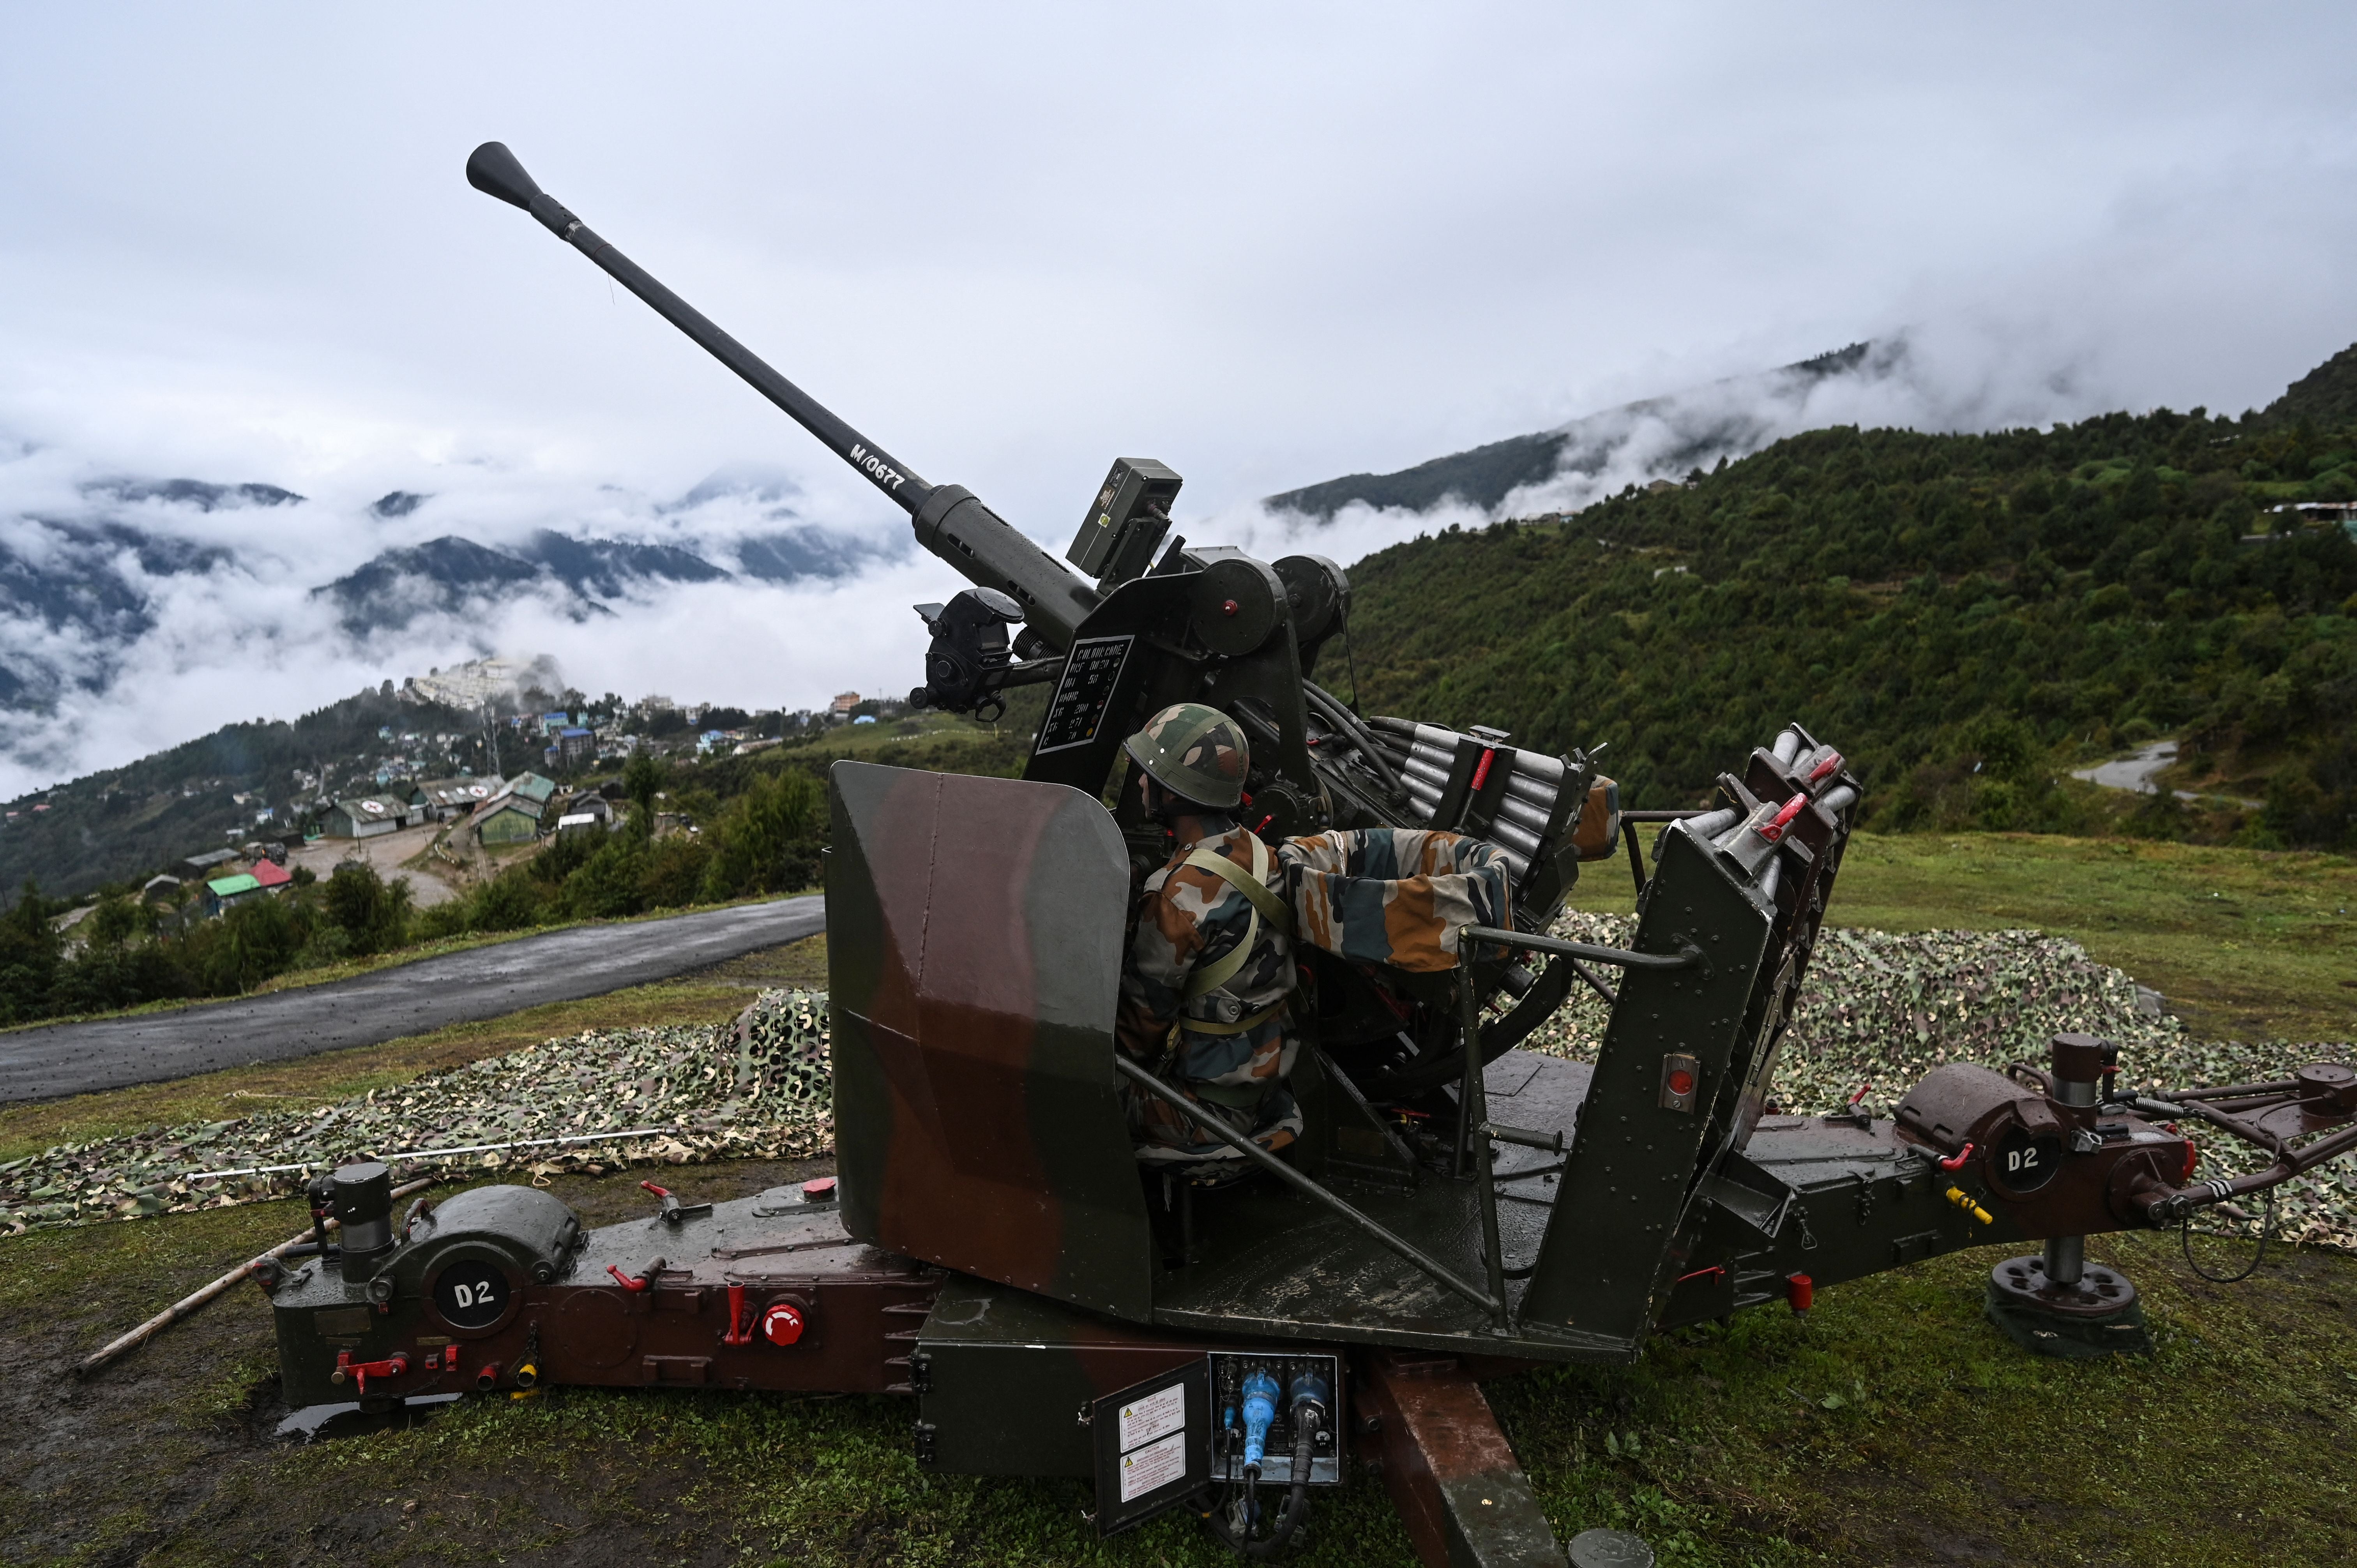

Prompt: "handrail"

[1459,925,1704,971]
[1110,1057,1503,1318]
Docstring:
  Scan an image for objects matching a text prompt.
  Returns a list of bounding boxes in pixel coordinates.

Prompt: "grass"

[4,1169,2350,1566]
[1568,830,2357,1044]
[5,837,2354,1563]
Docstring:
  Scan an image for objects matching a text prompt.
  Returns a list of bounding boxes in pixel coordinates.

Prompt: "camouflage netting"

[0,989,832,1236]
[1525,912,2357,1250]
[5,933,2353,1250]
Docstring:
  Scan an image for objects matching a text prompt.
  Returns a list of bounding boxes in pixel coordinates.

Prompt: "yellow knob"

[1945,1186,1993,1225]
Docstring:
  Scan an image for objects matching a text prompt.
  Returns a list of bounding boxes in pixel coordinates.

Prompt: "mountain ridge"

[1265,342,1883,520]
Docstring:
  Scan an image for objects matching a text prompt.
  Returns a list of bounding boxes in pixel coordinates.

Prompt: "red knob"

[1787,1273,1814,1314]
[762,1302,806,1347]
[1221,598,1239,615]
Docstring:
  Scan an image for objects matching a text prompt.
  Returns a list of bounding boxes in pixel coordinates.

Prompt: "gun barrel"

[467,143,1104,649]
[468,143,934,516]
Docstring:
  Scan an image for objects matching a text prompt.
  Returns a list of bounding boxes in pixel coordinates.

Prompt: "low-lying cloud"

[0,440,938,797]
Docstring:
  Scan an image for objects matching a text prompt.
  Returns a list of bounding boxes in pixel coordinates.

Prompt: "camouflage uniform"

[1116,824,1302,1166]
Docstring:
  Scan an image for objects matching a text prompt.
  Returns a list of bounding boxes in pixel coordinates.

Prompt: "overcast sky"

[4,5,2356,793]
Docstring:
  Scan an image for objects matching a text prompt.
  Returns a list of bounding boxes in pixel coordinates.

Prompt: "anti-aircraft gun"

[251,144,2357,1568]
[457,140,1624,1101]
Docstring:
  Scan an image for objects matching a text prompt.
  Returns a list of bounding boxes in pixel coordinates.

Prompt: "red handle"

[1807,750,1844,784]
[333,1349,411,1393]
[1938,1141,1975,1172]
[640,1181,671,1199]
[607,1264,652,1292]
[1675,1264,1728,1286]
[722,1282,756,1346]
[1758,793,1808,842]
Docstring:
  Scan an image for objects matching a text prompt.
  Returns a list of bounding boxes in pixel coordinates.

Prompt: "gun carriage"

[253,144,2357,1568]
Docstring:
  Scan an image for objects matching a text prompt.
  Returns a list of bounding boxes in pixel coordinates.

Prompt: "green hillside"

[1346,397,2357,849]
[0,687,495,902]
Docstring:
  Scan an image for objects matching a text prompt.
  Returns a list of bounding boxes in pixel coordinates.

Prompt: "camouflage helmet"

[1124,701,1249,809]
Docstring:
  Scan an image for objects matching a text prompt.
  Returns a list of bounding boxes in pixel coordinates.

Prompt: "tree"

[85,894,148,948]
[623,752,667,841]
[701,770,823,900]
[323,863,414,954]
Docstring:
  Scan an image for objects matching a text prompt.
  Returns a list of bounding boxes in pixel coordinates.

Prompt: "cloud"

[0,435,934,796]
[5,6,2357,793]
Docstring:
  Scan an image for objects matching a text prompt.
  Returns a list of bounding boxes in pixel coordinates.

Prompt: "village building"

[466,772,560,846]
[559,790,614,826]
[201,872,261,917]
[408,775,504,821]
[175,847,239,881]
[320,794,411,838]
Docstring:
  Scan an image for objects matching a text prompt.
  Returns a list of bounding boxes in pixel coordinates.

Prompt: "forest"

[1344,387,2357,851]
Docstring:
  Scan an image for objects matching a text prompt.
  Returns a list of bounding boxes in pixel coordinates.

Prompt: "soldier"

[1115,701,1301,1169]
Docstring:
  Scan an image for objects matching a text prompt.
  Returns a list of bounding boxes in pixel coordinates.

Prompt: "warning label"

[1117,1381,1186,1453]
[1118,1429,1188,1503]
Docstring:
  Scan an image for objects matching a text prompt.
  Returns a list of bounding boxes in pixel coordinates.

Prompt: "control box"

[1067,457,1181,586]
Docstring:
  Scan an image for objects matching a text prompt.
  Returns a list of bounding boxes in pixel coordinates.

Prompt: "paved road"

[2069,740,2265,809]
[2070,739,2179,794]
[0,895,826,1104]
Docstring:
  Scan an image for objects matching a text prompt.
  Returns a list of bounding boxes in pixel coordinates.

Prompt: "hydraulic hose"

[1302,679,1406,800]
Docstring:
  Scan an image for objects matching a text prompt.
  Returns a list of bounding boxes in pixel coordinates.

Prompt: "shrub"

[638,836,712,909]
[560,836,648,920]
[701,770,823,900]
[465,866,548,932]
[322,864,414,955]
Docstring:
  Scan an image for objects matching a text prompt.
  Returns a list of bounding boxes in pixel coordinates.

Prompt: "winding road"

[0,895,826,1104]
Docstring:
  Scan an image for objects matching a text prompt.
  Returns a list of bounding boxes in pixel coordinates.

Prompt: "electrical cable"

[2181,1187,2276,1284]
[1199,1416,1316,1559]
[1339,600,1363,715]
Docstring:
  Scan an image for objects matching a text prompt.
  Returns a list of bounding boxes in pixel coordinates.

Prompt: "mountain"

[1342,354,2357,851]
[1267,344,1884,520]
[316,531,734,634]
[2263,343,2357,431]
[0,517,236,710]
[0,464,897,739]
[0,685,488,902]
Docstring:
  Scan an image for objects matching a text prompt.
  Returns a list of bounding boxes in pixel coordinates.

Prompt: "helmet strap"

[1141,775,1235,839]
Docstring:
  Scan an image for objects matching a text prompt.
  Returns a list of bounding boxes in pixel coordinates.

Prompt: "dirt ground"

[1,1158,834,1568]
[287,823,462,908]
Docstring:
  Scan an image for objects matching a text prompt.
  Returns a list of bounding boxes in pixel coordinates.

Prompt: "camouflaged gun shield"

[827,760,1156,1321]
[1277,829,1512,972]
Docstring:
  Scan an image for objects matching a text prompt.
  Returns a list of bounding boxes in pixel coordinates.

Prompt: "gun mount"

[242,144,2357,1568]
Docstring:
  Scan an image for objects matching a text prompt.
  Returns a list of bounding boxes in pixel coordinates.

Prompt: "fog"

[4,4,2355,795]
